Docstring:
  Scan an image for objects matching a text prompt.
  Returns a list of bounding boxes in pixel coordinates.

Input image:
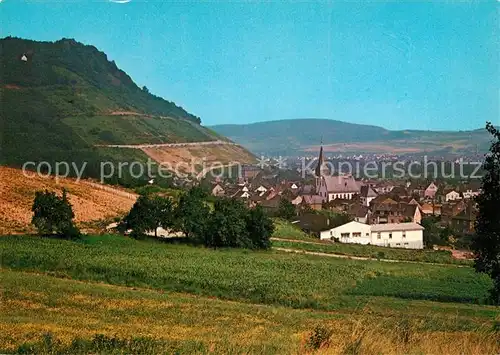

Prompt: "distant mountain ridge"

[211,119,493,156]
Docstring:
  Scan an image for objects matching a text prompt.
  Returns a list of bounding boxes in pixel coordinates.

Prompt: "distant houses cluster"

[206,147,481,250]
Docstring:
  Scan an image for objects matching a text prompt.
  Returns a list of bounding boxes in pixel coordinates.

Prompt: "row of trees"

[120,187,274,249]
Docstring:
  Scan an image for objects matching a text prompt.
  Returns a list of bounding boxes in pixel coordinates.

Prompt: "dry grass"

[0,166,136,234]
[1,269,498,354]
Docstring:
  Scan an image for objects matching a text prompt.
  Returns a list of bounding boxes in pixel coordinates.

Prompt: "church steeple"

[315,145,324,177]
[314,141,327,194]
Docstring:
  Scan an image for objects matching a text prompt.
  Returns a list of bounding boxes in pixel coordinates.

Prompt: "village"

[205,147,481,252]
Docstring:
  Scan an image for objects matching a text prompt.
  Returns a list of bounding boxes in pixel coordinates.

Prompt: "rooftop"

[371,223,424,232]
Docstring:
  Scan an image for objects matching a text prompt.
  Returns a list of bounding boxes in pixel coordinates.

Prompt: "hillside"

[0,166,136,234]
[211,119,493,156]
[0,37,254,184]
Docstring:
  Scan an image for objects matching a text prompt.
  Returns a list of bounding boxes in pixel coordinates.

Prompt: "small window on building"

[389,233,392,239]
[352,232,361,238]
[341,233,350,238]
[404,243,409,246]
[366,233,369,236]
[396,243,400,246]
[402,232,406,238]
[377,232,381,239]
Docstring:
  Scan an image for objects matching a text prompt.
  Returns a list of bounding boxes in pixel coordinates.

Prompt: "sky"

[1,1,498,130]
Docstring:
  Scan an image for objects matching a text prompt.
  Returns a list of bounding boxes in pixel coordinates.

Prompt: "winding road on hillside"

[95,140,237,149]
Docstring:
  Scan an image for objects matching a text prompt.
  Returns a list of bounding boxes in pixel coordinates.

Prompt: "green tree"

[245,205,274,249]
[122,195,174,239]
[206,198,249,248]
[176,186,210,243]
[278,198,296,220]
[31,189,80,239]
[421,216,444,249]
[472,122,500,304]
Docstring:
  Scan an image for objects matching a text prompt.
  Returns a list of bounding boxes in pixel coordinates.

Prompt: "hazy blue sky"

[2,1,498,130]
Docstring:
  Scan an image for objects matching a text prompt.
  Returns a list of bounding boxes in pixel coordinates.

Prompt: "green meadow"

[0,234,498,354]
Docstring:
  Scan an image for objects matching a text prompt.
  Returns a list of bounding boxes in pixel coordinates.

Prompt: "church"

[314,145,360,202]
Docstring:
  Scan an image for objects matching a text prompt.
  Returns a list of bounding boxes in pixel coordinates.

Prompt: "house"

[370,223,424,249]
[444,189,461,202]
[389,186,410,199]
[424,182,438,199]
[420,202,434,215]
[301,195,324,211]
[320,221,424,249]
[451,201,477,234]
[211,184,225,196]
[320,221,371,244]
[360,185,378,207]
[21,54,28,62]
[254,185,268,194]
[317,175,360,202]
[374,181,395,194]
[460,182,481,199]
[347,204,369,224]
[441,200,466,224]
[259,195,282,215]
[462,189,480,199]
[403,204,422,224]
[300,184,316,196]
[370,197,421,224]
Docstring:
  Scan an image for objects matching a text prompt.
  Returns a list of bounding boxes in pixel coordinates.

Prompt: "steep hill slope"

[212,119,492,156]
[0,166,136,234]
[0,37,254,184]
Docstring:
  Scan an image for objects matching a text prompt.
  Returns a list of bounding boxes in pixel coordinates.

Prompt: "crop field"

[272,240,473,266]
[0,234,498,354]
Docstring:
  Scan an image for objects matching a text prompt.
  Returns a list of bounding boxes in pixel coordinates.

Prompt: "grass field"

[272,218,317,241]
[0,234,498,354]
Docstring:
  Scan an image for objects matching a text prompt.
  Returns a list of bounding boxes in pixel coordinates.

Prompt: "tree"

[31,189,80,239]
[278,198,296,220]
[245,205,274,249]
[175,186,210,243]
[142,85,149,93]
[421,216,444,249]
[472,122,500,304]
[205,198,249,248]
[122,195,174,239]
